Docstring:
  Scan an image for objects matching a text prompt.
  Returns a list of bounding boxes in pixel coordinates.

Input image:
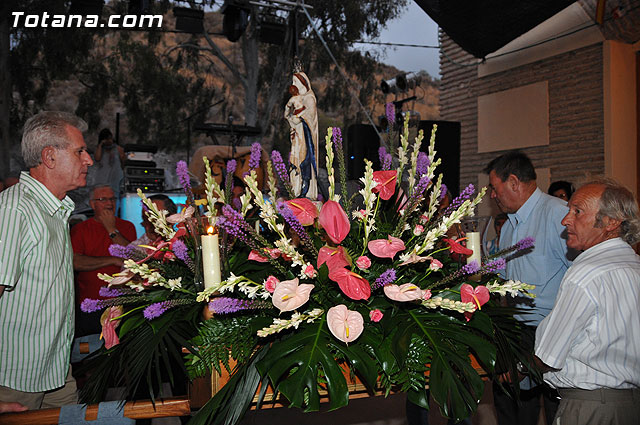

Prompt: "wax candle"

[466,232,482,266]
[202,226,221,289]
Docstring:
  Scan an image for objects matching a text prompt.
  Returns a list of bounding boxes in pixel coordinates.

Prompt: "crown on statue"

[292,58,303,74]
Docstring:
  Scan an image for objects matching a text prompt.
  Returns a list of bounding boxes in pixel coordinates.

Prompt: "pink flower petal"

[368,236,406,259]
[319,200,350,244]
[383,283,424,302]
[369,309,384,322]
[328,268,371,300]
[272,278,314,312]
[327,305,364,343]
[249,250,270,262]
[100,306,123,349]
[372,170,397,200]
[286,198,319,226]
[460,284,490,309]
[317,245,350,272]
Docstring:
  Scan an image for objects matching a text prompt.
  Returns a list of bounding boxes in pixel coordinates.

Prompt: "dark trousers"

[493,382,560,425]
[406,398,472,425]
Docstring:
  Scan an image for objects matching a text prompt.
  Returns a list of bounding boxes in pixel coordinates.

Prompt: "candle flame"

[207,226,215,235]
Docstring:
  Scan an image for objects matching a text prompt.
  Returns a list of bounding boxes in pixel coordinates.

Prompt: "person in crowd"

[486,213,508,255]
[93,128,125,202]
[0,111,93,409]
[548,180,574,201]
[535,179,640,424]
[71,185,136,336]
[130,194,178,248]
[484,151,573,425]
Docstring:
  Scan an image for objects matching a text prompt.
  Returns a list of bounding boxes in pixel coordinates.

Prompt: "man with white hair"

[0,111,93,409]
[535,179,640,424]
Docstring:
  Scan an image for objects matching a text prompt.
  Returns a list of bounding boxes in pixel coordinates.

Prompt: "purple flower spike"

[443,184,475,216]
[385,102,396,125]
[109,244,138,259]
[176,161,191,193]
[332,127,343,150]
[249,143,262,170]
[277,202,314,250]
[208,297,270,314]
[99,287,125,298]
[515,237,535,251]
[143,301,169,320]
[461,261,481,275]
[439,184,448,201]
[271,150,290,184]
[482,258,506,273]
[226,159,237,175]
[81,298,104,313]
[416,152,430,177]
[172,239,191,265]
[378,146,388,166]
[373,268,397,289]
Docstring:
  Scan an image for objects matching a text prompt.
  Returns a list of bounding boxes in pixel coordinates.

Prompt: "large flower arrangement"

[79,118,536,424]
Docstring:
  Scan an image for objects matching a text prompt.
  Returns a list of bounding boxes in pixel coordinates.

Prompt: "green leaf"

[256,317,349,411]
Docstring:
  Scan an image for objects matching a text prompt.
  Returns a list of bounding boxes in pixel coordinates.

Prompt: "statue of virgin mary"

[284,67,318,199]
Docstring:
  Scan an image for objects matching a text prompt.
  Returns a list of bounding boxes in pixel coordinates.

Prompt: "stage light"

[222,0,250,42]
[380,72,422,94]
[173,7,204,33]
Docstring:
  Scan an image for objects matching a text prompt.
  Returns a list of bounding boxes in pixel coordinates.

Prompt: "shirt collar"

[508,187,542,226]
[19,171,75,217]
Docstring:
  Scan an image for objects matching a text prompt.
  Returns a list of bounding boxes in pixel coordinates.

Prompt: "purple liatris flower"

[277,202,315,252]
[439,184,448,201]
[108,244,138,259]
[219,206,253,247]
[482,258,506,274]
[249,142,262,170]
[385,102,396,125]
[515,237,535,251]
[176,161,191,193]
[143,301,170,320]
[461,260,481,275]
[378,146,388,166]
[208,297,271,314]
[172,239,191,265]
[411,175,431,201]
[81,298,106,313]
[226,159,237,175]
[373,268,397,289]
[99,287,125,298]
[443,184,475,216]
[271,150,289,183]
[416,152,430,177]
[332,127,343,150]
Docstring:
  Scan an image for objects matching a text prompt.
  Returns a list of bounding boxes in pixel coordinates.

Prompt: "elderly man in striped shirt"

[0,111,93,409]
[535,179,640,425]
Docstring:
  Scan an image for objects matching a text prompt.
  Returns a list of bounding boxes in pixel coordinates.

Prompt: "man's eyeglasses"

[93,197,117,202]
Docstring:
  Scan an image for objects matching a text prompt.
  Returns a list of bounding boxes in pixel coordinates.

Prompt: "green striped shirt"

[0,171,75,392]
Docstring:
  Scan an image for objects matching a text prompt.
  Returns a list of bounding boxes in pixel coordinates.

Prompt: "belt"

[557,388,640,403]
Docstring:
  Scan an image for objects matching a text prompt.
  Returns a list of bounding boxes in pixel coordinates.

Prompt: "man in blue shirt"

[484,151,573,425]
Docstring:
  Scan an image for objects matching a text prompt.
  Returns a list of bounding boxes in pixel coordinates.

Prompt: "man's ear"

[506,174,520,191]
[41,146,57,169]
[601,216,622,233]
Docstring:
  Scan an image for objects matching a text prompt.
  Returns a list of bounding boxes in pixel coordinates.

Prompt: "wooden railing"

[0,397,190,425]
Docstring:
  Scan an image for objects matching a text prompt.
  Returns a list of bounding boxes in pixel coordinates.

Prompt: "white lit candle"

[202,226,221,289]
[466,232,482,266]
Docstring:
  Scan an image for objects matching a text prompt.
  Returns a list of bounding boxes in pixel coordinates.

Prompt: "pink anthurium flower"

[317,245,350,272]
[285,198,318,226]
[166,206,195,224]
[249,250,269,262]
[328,267,371,300]
[372,170,397,200]
[368,235,406,259]
[272,278,314,312]
[384,283,425,302]
[100,306,123,349]
[443,238,474,256]
[108,270,134,286]
[327,305,364,344]
[319,200,350,244]
[460,283,490,321]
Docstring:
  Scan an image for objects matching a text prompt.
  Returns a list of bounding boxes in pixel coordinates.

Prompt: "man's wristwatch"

[109,230,120,239]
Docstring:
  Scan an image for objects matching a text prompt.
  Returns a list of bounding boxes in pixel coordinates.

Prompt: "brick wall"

[439,34,605,193]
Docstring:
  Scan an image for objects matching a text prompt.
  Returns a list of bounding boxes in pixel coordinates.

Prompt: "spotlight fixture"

[173,7,204,33]
[222,0,250,42]
[380,72,422,94]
